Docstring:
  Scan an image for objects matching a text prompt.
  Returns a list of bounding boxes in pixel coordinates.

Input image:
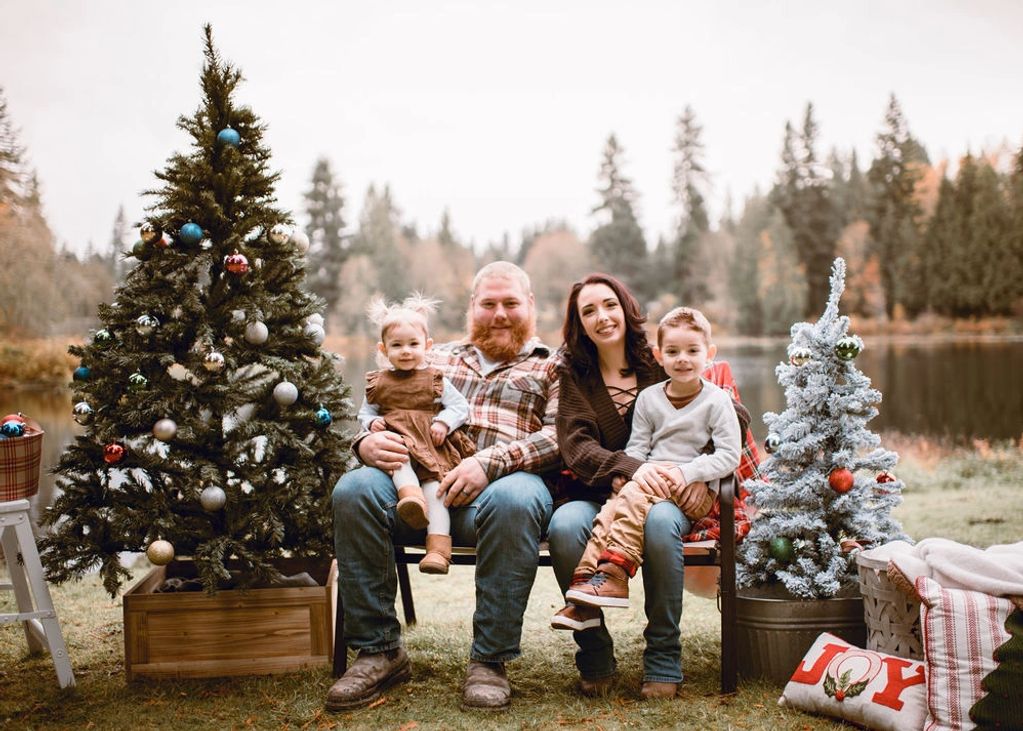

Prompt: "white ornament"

[72,401,94,425]
[273,381,299,406]
[304,323,326,345]
[170,306,184,319]
[245,321,269,345]
[203,351,226,372]
[153,418,177,442]
[269,223,292,245]
[166,363,190,381]
[290,229,310,254]
[306,313,325,327]
[231,309,246,322]
[200,485,227,512]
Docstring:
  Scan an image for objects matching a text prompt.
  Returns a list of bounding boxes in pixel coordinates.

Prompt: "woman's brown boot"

[396,485,428,529]
[419,534,452,574]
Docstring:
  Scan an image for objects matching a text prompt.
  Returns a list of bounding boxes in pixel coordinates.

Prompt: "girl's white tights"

[391,462,450,535]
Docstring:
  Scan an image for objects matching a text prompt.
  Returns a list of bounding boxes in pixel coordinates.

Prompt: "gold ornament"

[146,539,175,566]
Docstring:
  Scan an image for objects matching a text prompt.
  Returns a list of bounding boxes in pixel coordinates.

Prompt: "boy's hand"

[430,421,449,446]
[369,418,387,433]
[611,475,627,493]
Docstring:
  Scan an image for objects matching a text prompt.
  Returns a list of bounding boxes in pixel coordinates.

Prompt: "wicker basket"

[856,551,923,660]
[0,421,44,502]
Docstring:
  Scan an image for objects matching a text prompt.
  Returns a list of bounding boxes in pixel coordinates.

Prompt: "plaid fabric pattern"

[428,338,561,481]
[681,361,760,543]
[0,427,44,501]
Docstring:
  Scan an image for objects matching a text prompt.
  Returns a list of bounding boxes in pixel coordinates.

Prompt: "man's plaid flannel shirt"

[423,338,562,481]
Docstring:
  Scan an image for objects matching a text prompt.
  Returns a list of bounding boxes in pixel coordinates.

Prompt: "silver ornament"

[200,485,227,512]
[72,401,94,425]
[140,222,161,244]
[135,314,160,336]
[290,229,310,254]
[269,223,292,245]
[273,380,299,406]
[153,418,177,442]
[203,351,226,372]
[304,322,326,345]
[244,321,269,345]
[306,313,325,328]
[231,309,247,322]
[788,346,812,367]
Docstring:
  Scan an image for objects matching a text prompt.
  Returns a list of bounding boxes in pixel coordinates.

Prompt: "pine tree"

[771,105,840,317]
[350,183,406,301]
[40,27,353,595]
[303,156,346,318]
[922,175,957,315]
[950,154,982,315]
[589,134,648,297]
[670,106,711,304]
[438,208,457,248]
[108,204,130,282]
[729,192,769,335]
[971,162,1014,315]
[969,607,1023,729]
[0,87,27,212]
[866,94,927,317]
[738,258,907,598]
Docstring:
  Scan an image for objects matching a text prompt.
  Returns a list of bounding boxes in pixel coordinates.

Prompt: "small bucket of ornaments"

[0,412,45,501]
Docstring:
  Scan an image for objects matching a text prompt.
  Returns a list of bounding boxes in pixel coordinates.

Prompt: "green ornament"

[769,536,795,563]
[94,329,114,348]
[132,240,149,259]
[835,335,862,361]
[764,433,781,454]
[788,346,813,367]
[127,372,148,392]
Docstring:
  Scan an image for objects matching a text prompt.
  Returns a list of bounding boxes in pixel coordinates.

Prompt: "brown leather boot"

[419,534,452,574]
[640,681,680,699]
[396,484,428,529]
[325,648,411,711]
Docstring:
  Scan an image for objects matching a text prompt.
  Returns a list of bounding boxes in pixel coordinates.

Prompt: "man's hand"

[430,421,449,446]
[673,480,710,517]
[630,462,680,499]
[357,431,409,472]
[369,418,387,433]
[438,456,488,508]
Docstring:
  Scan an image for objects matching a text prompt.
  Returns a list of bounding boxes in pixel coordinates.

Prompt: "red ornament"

[224,251,250,274]
[155,236,170,249]
[876,472,896,483]
[103,443,127,464]
[828,467,854,493]
[2,413,26,425]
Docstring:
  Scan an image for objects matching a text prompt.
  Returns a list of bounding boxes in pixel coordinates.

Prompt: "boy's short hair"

[657,306,713,346]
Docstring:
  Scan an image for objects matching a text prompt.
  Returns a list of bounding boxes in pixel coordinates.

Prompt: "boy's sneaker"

[565,563,630,608]
[551,603,602,631]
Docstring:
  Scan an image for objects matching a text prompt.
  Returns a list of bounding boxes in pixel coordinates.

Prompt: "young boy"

[557,306,741,612]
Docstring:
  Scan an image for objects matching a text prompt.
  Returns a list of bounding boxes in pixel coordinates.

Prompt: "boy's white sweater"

[624,378,741,489]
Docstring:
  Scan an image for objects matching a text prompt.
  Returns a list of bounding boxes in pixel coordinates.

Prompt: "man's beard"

[470,317,533,362]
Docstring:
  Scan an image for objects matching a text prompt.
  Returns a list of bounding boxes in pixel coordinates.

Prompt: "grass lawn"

[2,442,1021,730]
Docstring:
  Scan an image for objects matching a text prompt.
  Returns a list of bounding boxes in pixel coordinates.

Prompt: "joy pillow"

[778,632,927,731]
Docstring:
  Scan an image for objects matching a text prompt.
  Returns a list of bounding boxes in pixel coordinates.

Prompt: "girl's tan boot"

[396,485,428,529]
[419,534,452,574]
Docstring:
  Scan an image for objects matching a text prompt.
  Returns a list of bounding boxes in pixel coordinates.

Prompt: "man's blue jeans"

[333,466,552,663]
[548,499,691,684]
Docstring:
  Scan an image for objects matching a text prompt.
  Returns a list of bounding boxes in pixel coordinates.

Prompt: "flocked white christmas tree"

[737,257,908,599]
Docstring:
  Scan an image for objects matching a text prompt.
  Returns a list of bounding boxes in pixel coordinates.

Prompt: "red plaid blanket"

[681,361,761,543]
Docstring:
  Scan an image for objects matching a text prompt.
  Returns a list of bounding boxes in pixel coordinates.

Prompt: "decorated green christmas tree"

[737,257,907,598]
[40,26,353,595]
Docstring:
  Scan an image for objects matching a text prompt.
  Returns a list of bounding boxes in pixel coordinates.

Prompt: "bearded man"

[327,261,561,713]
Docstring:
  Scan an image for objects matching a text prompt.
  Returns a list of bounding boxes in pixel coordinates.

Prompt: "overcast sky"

[2,1,1022,255]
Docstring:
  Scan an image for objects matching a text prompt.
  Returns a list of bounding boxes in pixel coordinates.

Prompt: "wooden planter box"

[123,557,336,681]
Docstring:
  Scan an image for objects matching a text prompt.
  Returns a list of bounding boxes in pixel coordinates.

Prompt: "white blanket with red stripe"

[861,538,1023,598]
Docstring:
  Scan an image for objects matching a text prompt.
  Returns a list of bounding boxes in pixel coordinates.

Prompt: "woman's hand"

[369,418,387,433]
[357,431,409,472]
[630,463,679,499]
[430,421,449,446]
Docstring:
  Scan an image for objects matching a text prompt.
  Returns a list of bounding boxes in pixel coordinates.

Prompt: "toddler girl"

[356,294,476,574]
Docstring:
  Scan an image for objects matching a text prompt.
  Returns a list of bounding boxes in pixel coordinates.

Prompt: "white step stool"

[1,499,75,688]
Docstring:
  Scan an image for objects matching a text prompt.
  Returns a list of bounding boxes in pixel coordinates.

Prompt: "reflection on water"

[3,338,1022,521]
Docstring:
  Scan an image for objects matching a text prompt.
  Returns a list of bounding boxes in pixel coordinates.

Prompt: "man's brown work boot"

[325,648,411,711]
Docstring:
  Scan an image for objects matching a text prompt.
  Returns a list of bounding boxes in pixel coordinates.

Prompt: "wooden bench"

[332,475,738,693]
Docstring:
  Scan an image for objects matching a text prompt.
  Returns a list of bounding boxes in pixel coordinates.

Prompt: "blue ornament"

[314,406,332,427]
[0,421,25,438]
[179,222,203,246]
[217,127,241,146]
[73,365,91,381]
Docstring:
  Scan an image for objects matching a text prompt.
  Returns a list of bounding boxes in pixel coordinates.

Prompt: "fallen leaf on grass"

[398,722,418,731]
[367,696,388,709]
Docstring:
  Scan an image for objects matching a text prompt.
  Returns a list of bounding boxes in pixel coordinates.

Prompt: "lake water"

[3,337,1021,517]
